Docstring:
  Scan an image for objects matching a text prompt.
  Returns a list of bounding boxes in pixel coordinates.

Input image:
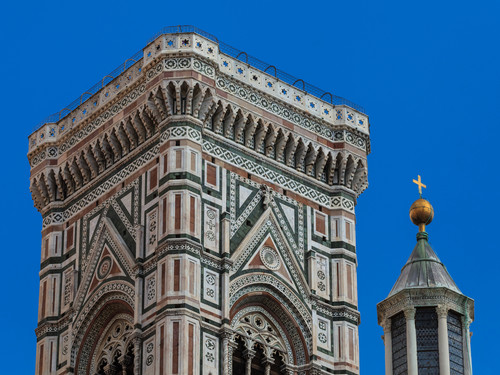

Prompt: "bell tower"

[377,179,474,375]
[29,26,370,375]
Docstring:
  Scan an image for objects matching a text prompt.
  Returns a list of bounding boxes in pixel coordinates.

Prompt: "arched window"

[231,312,289,374]
[92,316,135,375]
[232,337,286,375]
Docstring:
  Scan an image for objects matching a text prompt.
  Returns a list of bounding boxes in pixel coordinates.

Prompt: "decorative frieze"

[315,255,330,299]
[317,316,331,351]
[202,332,219,374]
[144,273,156,308]
[146,208,158,257]
[203,204,219,252]
[203,268,218,304]
[210,142,355,212]
[216,75,368,142]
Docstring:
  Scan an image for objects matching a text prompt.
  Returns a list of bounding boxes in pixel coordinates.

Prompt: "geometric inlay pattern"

[160,126,202,144]
[42,152,146,228]
[229,172,305,263]
[216,75,367,151]
[206,140,354,212]
[260,247,281,270]
[30,83,147,166]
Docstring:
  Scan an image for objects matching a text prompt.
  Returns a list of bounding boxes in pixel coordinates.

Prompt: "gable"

[230,209,309,301]
[229,172,305,266]
[81,181,139,259]
[74,217,136,313]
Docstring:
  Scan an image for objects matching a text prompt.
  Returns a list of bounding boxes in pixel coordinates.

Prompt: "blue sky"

[1,0,498,373]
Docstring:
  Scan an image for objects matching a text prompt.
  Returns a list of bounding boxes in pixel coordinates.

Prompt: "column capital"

[119,354,133,368]
[461,315,472,328]
[436,304,450,319]
[244,347,256,375]
[131,329,143,340]
[280,363,295,375]
[261,354,275,366]
[403,306,416,320]
[437,305,451,375]
[104,364,119,375]
[221,326,234,339]
[243,348,256,360]
[381,318,392,332]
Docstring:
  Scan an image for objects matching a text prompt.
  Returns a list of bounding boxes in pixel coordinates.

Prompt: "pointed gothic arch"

[229,289,311,373]
[231,306,290,374]
[228,207,312,372]
[92,314,135,375]
[70,283,136,375]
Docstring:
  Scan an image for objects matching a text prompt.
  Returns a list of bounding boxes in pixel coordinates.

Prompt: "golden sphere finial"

[409,198,434,232]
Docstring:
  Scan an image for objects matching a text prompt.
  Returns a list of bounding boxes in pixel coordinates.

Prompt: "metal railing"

[34,49,143,131]
[34,25,364,131]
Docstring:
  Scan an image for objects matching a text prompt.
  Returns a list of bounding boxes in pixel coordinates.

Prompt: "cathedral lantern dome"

[377,176,474,375]
[387,235,461,298]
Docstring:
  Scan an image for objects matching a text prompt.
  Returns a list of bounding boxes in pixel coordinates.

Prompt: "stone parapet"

[28,30,369,155]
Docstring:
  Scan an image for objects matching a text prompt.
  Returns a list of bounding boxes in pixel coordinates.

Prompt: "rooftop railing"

[34,25,364,131]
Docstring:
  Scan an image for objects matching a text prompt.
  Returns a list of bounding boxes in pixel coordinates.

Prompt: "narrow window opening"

[189,261,195,295]
[173,259,180,291]
[336,263,341,298]
[172,322,179,373]
[189,196,196,233]
[161,263,166,296]
[162,198,167,234]
[159,326,164,375]
[174,195,181,231]
[181,97,187,114]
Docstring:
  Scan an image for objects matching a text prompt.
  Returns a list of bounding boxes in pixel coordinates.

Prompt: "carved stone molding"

[403,306,416,320]
[436,304,450,318]
[380,318,392,332]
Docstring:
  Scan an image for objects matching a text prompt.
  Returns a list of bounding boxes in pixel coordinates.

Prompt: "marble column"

[382,318,393,375]
[133,336,142,375]
[262,355,275,375]
[404,307,418,375]
[281,364,294,375]
[264,362,271,375]
[462,316,472,375]
[119,356,128,375]
[436,305,450,375]
[222,331,237,375]
[243,348,256,375]
[134,224,144,327]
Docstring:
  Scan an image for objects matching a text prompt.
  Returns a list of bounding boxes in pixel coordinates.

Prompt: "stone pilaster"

[133,336,142,375]
[381,318,393,375]
[462,316,473,375]
[404,307,418,375]
[222,329,236,375]
[436,305,450,375]
[243,348,256,375]
[261,356,274,375]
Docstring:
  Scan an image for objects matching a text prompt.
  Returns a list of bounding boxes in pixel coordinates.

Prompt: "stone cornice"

[35,122,364,225]
[376,287,474,325]
[314,297,361,325]
[214,73,370,152]
[29,32,369,158]
[35,308,74,339]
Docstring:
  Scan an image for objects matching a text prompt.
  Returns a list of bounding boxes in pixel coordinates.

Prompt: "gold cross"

[413,175,426,197]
